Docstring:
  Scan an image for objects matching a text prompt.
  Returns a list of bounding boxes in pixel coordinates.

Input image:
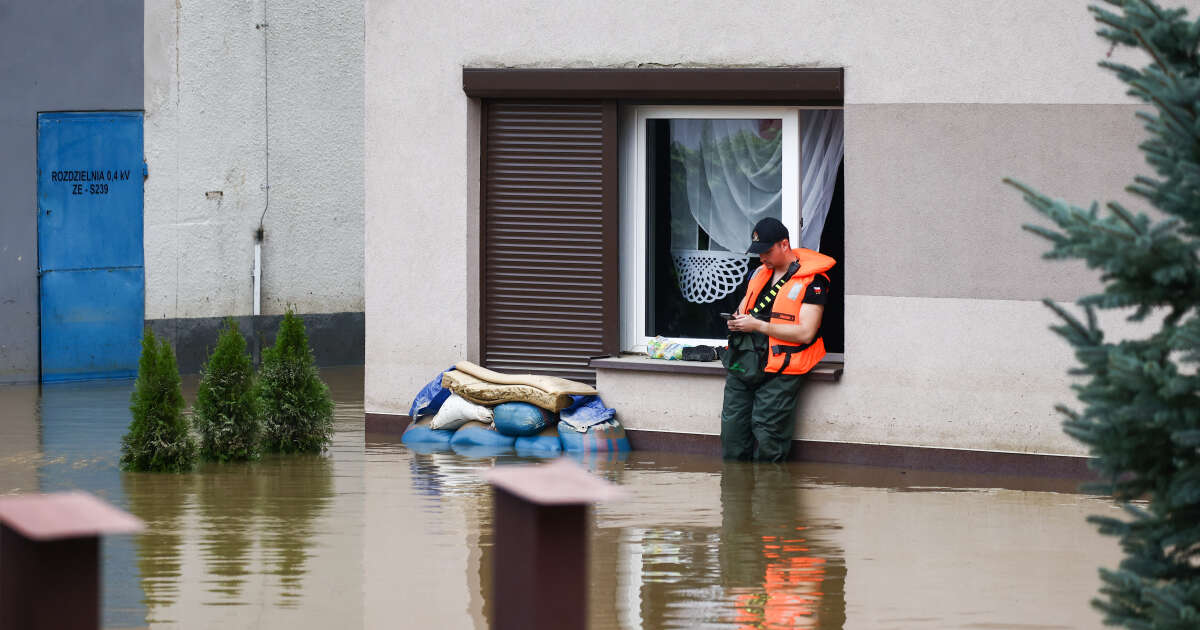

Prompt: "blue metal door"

[37,112,144,382]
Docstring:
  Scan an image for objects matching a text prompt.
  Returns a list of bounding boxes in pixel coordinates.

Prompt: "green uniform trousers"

[720,371,803,463]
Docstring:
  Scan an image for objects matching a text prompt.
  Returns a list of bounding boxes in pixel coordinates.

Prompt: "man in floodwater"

[721,217,836,462]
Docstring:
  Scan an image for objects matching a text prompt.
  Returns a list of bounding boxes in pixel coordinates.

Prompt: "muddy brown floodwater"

[0,366,1119,629]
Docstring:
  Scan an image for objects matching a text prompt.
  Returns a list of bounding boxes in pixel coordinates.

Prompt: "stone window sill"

[590,353,844,382]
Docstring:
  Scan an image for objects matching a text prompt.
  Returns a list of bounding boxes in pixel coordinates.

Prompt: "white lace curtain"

[668,111,844,303]
[669,119,783,253]
[798,110,844,250]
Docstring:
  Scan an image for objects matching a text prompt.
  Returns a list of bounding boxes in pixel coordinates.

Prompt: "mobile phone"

[720,312,734,320]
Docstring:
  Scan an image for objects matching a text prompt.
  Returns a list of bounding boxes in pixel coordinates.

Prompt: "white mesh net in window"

[671,249,751,304]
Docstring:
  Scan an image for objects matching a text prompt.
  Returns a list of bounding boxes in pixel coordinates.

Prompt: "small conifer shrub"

[193,318,261,461]
[121,329,197,472]
[258,310,334,453]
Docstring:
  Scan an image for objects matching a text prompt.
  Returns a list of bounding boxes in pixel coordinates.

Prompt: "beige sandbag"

[453,361,597,396]
[443,369,572,412]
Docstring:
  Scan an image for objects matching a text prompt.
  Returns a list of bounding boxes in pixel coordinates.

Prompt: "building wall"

[364,1,1198,454]
[144,0,364,360]
[0,0,143,383]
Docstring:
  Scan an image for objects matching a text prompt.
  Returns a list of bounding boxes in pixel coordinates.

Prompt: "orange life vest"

[736,248,836,375]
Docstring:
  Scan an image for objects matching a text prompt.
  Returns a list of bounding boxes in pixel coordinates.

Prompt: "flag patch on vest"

[788,283,802,300]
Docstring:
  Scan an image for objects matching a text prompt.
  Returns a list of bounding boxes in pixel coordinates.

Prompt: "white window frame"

[619,105,802,353]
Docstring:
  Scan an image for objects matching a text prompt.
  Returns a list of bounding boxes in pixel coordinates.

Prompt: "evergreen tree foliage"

[193,318,260,461]
[258,310,334,453]
[121,329,197,472]
[1006,1,1200,626]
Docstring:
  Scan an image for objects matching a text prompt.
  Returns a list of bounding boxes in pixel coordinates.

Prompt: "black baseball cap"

[746,217,789,254]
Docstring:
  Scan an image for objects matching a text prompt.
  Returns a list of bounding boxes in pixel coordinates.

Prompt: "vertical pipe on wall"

[253,240,261,316]
[255,0,270,317]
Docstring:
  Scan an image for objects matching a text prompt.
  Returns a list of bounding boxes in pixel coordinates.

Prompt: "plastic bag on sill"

[646,336,685,360]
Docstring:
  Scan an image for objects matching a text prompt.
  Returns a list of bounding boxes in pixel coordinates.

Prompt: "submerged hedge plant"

[258,309,334,453]
[121,329,197,472]
[193,318,260,461]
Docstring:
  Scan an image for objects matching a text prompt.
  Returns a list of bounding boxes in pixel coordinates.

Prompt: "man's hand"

[727,314,764,334]
[728,304,824,344]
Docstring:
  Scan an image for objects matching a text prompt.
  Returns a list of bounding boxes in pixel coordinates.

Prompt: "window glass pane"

[645,118,783,339]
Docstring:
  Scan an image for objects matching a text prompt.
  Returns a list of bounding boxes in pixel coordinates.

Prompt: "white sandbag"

[429,393,494,430]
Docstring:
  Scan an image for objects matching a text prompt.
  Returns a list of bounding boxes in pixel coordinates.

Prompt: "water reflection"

[0,367,1121,629]
[256,454,334,605]
[0,368,361,629]
[37,378,146,629]
[196,466,254,601]
[0,382,39,495]
[594,460,846,629]
[394,446,845,629]
[119,453,337,621]
[122,471,189,617]
[718,463,845,629]
[408,448,449,500]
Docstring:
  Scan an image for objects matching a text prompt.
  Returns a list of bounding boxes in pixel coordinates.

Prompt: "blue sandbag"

[401,424,453,446]
[566,449,630,467]
[515,425,563,458]
[405,441,453,455]
[515,435,563,455]
[558,420,630,453]
[452,443,516,458]
[493,402,554,437]
[450,422,517,448]
[407,367,455,418]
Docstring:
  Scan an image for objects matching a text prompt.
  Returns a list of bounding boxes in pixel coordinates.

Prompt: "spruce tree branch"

[1133,28,1177,78]
[1108,202,1146,235]
[1149,94,1196,138]
[1002,177,1039,199]
[1091,5,1134,35]
[1136,0,1165,21]
[1044,298,1098,341]
[1094,13,1130,33]
[1092,215,1139,240]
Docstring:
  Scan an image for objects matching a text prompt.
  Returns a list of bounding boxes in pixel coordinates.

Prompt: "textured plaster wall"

[368,0,1200,106]
[144,0,363,321]
[364,0,1194,452]
[845,103,1148,301]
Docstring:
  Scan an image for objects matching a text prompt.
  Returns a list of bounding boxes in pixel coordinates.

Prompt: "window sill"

[590,353,844,382]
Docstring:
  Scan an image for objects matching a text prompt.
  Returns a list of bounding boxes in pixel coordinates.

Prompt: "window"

[620,106,844,352]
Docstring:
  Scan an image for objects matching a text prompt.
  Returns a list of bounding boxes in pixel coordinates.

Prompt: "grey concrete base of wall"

[147,311,364,374]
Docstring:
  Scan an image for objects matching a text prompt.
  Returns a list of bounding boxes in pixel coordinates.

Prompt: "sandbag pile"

[401,361,630,455]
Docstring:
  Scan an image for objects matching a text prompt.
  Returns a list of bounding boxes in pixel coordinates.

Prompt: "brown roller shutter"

[480,101,619,384]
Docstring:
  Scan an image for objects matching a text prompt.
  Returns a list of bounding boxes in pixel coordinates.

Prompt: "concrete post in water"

[483,458,625,630]
[0,491,144,630]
